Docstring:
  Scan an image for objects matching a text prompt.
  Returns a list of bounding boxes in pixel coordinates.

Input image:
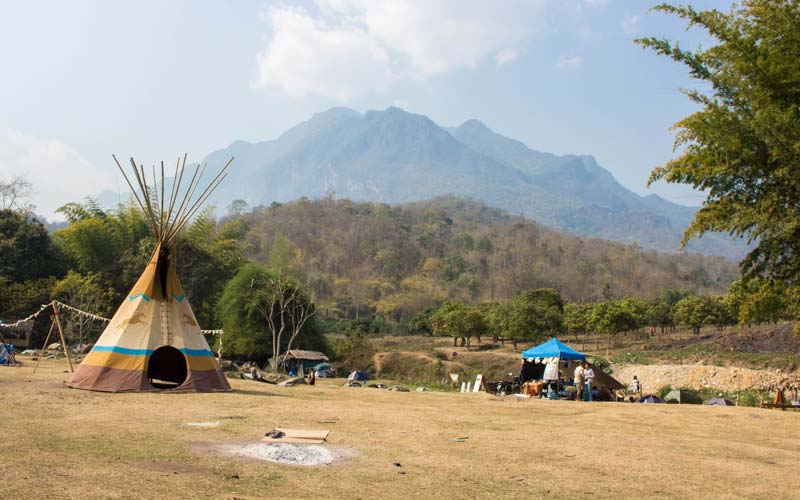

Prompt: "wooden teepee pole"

[33,303,56,374]
[53,304,74,372]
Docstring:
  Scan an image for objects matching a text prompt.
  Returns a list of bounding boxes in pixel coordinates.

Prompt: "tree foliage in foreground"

[637,1,800,327]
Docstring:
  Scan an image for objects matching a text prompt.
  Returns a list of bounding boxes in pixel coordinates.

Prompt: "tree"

[0,175,33,211]
[218,264,323,367]
[637,2,800,317]
[0,209,66,282]
[672,295,715,335]
[51,271,113,348]
[227,199,249,216]
[589,299,645,351]
[645,301,672,344]
[0,277,56,347]
[734,279,789,326]
[431,301,487,348]
[487,289,566,351]
[406,309,434,335]
[564,303,592,348]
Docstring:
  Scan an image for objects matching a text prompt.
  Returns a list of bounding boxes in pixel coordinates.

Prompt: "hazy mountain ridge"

[193,107,745,259]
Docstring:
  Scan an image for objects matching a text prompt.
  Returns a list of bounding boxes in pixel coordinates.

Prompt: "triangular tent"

[66,155,233,392]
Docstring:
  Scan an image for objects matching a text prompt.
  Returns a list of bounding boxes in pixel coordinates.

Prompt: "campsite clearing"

[2,359,799,500]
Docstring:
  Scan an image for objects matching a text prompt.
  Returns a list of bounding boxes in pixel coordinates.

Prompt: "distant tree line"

[424,283,795,353]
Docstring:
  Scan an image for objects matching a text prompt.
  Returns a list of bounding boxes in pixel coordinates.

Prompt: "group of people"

[517,357,644,402]
[573,361,597,401]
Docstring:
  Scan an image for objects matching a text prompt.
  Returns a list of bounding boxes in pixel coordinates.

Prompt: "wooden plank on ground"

[275,428,330,440]
[261,436,326,444]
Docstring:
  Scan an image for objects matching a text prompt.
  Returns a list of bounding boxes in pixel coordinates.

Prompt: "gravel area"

[614,363,800,391]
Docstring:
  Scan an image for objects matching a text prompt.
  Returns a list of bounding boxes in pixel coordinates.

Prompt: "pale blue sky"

[0,0,733,219]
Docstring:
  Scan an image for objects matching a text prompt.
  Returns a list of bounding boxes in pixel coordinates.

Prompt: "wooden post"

[53,304,74,372]
[33,310,57,374]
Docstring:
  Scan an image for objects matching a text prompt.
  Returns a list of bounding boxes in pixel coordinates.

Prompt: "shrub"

[736,390,763,407]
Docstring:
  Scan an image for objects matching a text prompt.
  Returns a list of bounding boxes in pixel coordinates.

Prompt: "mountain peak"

[457,119,490,132]
[314,106,361,120]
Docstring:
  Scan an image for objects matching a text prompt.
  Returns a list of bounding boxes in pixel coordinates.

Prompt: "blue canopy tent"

[520,338,586,399]
[521,338,586,361]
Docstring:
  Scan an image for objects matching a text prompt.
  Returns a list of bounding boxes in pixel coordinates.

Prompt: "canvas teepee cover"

[66,155,233,392]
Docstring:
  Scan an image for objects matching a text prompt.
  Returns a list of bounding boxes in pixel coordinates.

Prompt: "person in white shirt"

[582,362,595,402]
[573,363,585,401]
[631,375,641,396]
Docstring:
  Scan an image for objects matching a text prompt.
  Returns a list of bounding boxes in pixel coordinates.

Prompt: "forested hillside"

[235,196,739,322]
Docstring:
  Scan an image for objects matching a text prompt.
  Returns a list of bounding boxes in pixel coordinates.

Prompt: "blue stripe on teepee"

[180,347,214,357]
[91,345,214,357]
[128,293,151,302]
[92,345,152,355]
[171,293,186,302]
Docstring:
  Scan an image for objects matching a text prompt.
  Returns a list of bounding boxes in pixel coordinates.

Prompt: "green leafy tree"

[0,209,66,282]
[218,264,324,367]
[406,309,434,335]
[267,235,298,272]
[432,300,478,347]
[637,2,800,326]
[487,289,565,351]
[589,299,646,351]
[735,279,788,326]
[673,295,716,335]
[564,302,594,347]
[645,301,672,332]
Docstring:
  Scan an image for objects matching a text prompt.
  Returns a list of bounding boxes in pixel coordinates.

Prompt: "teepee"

[66,155,233,392]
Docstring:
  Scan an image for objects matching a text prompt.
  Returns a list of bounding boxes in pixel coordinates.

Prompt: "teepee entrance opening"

[148,346,188,389]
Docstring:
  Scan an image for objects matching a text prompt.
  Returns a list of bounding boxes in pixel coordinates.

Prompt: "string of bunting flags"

[0,302,52,328]
[1,301,222,336]
[52,300,110,322]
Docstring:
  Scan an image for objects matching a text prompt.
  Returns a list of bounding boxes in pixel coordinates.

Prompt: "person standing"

[631,375,641,396]
[573,362,585,401]
[583,362,595,402]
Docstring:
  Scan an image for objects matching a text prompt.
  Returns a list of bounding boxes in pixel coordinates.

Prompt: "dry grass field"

[2,358,799,500]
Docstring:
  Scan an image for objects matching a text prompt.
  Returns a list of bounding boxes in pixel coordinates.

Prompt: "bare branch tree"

[0,175,34,210]
[283,287,317,365]
[248,270,318,373]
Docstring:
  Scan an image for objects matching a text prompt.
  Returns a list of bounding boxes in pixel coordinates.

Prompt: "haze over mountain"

[121,107,747,259]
